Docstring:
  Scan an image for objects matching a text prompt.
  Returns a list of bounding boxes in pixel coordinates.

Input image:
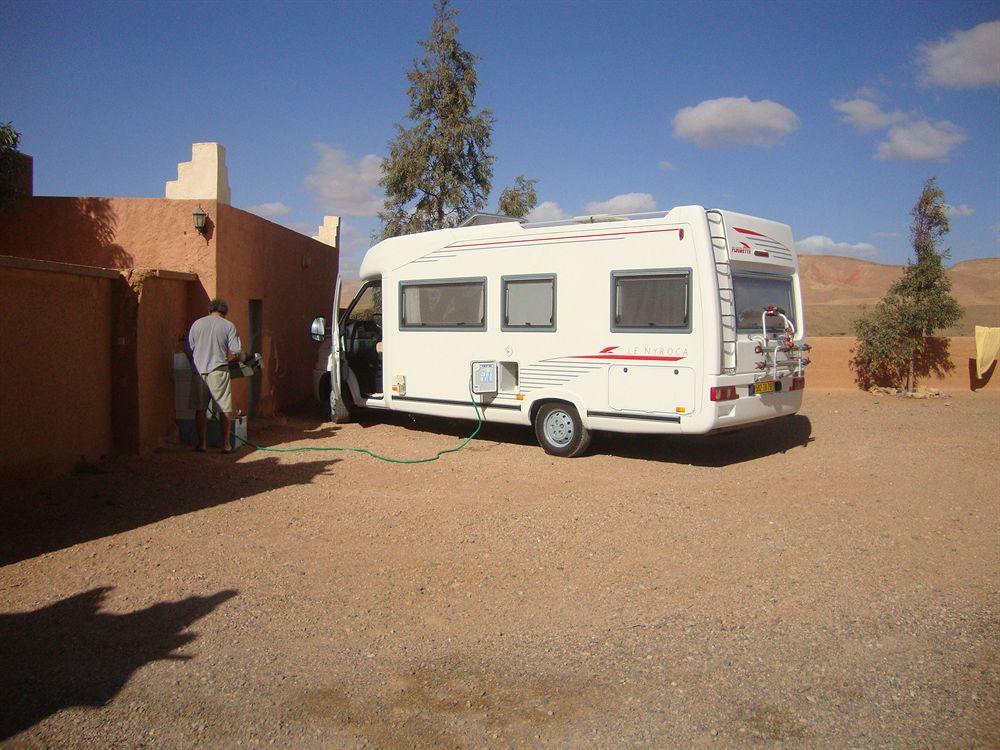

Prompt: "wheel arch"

[526,392,590,428]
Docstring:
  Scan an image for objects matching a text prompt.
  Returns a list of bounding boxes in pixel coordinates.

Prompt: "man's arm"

[227,325,247,362]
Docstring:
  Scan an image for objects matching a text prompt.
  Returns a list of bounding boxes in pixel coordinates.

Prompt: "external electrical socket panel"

[392,374,406,396]
[471,361,498,395]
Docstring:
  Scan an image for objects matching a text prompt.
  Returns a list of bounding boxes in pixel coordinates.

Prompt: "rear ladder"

[707,210,737,374]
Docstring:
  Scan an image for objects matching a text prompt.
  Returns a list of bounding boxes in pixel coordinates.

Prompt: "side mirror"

[310,316,327,342]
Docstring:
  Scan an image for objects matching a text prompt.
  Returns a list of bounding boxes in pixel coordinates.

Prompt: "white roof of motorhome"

[359,206,706,279]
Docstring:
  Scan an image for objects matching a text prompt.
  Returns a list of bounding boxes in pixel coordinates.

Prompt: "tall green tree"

[377,0,494,238]
[497,175,538,219]
[0,122,27,210]
[851,177,963,392]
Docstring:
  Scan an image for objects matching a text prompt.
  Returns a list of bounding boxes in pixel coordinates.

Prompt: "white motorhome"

[311,206,810,457]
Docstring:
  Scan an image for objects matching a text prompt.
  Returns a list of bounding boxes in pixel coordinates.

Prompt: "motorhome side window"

[502,275,555,331]
[611,270,689,331]
[400,279,486,329]
[733,274,795,333]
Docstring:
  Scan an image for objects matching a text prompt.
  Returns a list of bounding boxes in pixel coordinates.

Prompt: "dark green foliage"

[497,175,538,219]
[377,0,494,238]
[851,178,963,391]
[0,122,26,210]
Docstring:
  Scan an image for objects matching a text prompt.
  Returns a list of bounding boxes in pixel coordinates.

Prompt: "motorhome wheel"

[330,381,354,424]
[534,402,591,458]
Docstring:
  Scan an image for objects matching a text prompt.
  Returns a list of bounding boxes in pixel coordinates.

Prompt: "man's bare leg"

[220,411,233,452]
[195,409,208,451]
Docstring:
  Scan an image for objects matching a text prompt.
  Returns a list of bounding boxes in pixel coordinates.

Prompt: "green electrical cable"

[231,381,483,464]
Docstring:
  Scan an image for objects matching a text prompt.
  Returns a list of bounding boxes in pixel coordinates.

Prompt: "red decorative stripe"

[449,227,684,250]
[599,345,618,353]
[565,354,685,362]
[734,226,766,237]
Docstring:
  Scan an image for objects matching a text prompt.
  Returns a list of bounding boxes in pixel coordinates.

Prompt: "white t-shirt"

[188,314,242,373]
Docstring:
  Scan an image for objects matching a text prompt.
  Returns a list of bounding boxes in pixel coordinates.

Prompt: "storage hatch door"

[608,365,696,415]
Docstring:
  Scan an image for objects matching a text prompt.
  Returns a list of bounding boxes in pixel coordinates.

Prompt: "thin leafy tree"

[377,0,494,238]
[497,175,538,219]
[0,122,27,210]
[851,177,963,392]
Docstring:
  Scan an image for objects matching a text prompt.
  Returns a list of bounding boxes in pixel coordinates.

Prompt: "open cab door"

[311,278,352,423]
[328,277,352,422]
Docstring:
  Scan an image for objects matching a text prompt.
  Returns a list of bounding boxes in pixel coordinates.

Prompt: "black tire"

[319,375,354,424]
[328,379,354,424]
[534,402,591,457]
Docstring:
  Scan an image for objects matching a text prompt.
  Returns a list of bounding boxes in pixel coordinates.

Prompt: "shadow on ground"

[593,415,815,466]
[0,454,340,566]
[357,411,813,466]
[0,586,237,740]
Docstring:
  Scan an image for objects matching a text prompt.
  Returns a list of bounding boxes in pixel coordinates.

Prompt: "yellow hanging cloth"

[975,326,1000,378]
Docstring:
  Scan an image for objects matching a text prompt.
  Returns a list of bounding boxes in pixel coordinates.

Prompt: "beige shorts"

[189,367,233,415]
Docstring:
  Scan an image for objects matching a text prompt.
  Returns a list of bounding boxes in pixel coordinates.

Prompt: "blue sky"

[3,0,998,277]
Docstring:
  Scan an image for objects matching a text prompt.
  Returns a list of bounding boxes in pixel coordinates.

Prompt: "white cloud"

[672,96,799,148]
[832,98,908,131]
[796,235,879,259]
[526,201,568,222]
[304,144,383,216]
[918,21,1000,88]
[658,160,677,171]
[246,201,291,218]
[943,202,974,217]
[872,231,902,239]
[584,192,656,215]
[853,86,885,101]
[875,119,968,162]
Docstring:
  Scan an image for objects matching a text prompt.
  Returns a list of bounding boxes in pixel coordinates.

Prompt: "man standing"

[188,299,246,453]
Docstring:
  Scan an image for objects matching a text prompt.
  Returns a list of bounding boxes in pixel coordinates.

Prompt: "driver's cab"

[341,281,383,398]
[311,279,383,420]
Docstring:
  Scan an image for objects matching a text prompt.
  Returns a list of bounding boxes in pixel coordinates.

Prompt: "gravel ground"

[1,390,998,749]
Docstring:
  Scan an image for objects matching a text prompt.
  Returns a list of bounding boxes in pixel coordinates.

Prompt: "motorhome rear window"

[733,274,796,333]
[400,279,486,329]
[612,270,690,331]
[502,275,555,331]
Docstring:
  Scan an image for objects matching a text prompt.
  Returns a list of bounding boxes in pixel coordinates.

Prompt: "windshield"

[733,274,795,333]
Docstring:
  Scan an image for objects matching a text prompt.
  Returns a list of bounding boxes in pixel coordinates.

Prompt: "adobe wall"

[0,196,216,319]
[806,337,997,392]
[0,258,117,484]
[132,271,198,454]
[215,204,337,415]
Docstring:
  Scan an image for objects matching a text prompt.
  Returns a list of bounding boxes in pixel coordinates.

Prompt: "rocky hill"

[799,255,1000,335]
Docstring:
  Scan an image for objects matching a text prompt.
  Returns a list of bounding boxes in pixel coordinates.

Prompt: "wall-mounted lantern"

[193,205,208,235]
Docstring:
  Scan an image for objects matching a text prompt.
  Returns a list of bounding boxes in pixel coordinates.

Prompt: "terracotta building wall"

[215,204,338,415]
[133,271,198,454]
[0,259,117,484]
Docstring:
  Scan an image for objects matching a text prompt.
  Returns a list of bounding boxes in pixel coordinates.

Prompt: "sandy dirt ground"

[2,390,998,749]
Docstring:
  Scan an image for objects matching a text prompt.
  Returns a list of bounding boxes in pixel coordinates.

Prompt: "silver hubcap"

[543,410,574,447]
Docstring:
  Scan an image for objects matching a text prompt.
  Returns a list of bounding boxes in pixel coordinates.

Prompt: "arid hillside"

[800,255,1000,336]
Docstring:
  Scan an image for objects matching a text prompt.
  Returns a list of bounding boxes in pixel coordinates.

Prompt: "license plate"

[752,380,777,395]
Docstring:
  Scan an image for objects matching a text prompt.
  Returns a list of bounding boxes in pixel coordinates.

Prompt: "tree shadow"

[0,455,340,566]
[353,411,813,466]
[0,196,133,268]
[67,197,134,268]
[0,586,237,740]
